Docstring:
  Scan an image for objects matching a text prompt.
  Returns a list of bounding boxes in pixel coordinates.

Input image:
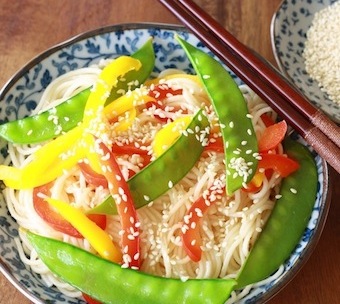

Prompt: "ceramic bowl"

[0,23,331,303]
[271,0,340,123]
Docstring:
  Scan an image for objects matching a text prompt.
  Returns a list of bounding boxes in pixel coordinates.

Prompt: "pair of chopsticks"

[159,0,340,174]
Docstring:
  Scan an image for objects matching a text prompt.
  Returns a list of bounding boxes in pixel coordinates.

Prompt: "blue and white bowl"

[0,23,331,303]
[271,0,340,123]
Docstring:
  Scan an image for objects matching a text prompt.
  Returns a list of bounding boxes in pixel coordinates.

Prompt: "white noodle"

[3,65,285,303]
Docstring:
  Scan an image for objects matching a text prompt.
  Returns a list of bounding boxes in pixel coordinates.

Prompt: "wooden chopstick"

[159,0,340,174]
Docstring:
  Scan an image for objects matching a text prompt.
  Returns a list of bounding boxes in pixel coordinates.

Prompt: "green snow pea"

[176,36,258,194]
[26,230,236,304]
[0,39,155,144]
[88,109,210,215]
[236,137,318,288]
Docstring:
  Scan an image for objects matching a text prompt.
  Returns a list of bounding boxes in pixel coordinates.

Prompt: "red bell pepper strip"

[78,162,108,189]
[33,182,106,238]
[204,136,224,153]
[97,141,140,269]
[82,293,102,304]
[182,180,225,262]
[78,143,152,188]
[258,120,287,152]
[148,83,183,100]
[258,153,300,177]
[146,84,184,122]
[260,113,275,127]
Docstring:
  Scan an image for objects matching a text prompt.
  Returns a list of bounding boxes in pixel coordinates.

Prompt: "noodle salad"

[0,38,316,303]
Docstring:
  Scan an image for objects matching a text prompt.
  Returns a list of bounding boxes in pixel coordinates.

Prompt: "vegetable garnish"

[152,115,193,156]
[95,141,140,269]
[0,56,142,189]
[176,36,259,194]
[88,109,210,215]
[45,198,122,263]
[236,137,318,288]
[26,231,237,304]
[182,177,226,262]
[0,38,155,144]
[258,120,287,152]
[33,182,107,238]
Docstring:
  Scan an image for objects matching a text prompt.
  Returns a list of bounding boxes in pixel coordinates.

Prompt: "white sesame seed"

[290,188,298,194]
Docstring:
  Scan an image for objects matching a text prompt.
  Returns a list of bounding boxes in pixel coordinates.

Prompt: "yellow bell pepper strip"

[111,107,137,132]
[103,87,154,122]
[152,115,193,157]
[96,141,140,269]
[1,126,84,189]
[83,56,141,125]
[45,197,122,263]
[0,56,141,190]
[33,182,107,238]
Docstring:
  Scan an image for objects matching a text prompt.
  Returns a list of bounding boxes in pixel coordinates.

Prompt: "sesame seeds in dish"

[303,1,340,105]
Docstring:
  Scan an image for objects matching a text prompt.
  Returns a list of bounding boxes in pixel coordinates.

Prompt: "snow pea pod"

[88,109,210,215]
[176,36,258,194]
[26,230,236,304]
[0,39,155,144]
[236,137,318,288]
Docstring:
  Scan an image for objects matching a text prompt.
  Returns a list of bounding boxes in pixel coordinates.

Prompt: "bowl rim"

[0,22,186,101]
[0,21,332,304]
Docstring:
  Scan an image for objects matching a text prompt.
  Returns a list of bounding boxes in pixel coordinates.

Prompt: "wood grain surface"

[0,1,339,303]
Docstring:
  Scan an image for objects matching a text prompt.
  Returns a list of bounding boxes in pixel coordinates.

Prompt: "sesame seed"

[168,180,173,188]
[290,188,298,194]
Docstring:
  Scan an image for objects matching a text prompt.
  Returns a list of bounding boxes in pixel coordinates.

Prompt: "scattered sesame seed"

[290,188,298,194]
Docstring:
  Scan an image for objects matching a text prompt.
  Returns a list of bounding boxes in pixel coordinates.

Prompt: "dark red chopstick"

[158,0,340,174]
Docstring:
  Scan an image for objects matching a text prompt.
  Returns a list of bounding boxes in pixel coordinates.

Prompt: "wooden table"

[0,1,339,303]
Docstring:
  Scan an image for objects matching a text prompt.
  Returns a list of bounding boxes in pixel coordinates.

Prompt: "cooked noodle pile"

[4,59,282,299]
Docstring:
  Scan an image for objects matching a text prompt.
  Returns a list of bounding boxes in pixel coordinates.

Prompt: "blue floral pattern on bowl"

[0,23,330,303]
[271,0,340,123]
